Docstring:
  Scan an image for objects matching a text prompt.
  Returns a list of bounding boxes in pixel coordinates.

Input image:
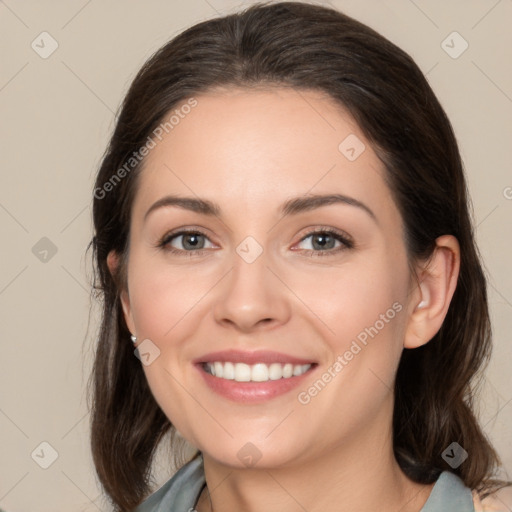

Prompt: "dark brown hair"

[87,2,510,510]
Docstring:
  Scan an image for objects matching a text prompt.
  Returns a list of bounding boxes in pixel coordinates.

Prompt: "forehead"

[132,87,396,224]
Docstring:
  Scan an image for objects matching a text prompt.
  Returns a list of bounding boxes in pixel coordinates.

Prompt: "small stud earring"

[417,300,427,309]
[131,335,137,343]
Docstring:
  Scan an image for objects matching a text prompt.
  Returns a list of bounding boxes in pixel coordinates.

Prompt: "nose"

[213,249,292,333]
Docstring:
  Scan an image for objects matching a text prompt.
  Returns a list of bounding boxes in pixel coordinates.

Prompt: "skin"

[108,87,460,512]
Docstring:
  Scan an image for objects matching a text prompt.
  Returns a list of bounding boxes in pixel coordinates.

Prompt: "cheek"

[291,264,407,437]
[290,256,407,350]
[290,253,409,410]
[128,260,211,435]
[128,257,215,342]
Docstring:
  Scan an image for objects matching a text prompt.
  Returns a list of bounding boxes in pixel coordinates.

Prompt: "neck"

[195,405,434,512]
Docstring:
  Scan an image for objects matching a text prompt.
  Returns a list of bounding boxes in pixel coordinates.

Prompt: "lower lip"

[195,364,317,403]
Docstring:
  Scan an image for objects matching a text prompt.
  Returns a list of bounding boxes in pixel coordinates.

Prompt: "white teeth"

[214,362,224,378]
[251,363,269,382]
[293,364,310,376]
[204,361,312,382]
[283,363,293,378]
[235,363,251,382]
[268,363,283,380]
[223,361,235,379]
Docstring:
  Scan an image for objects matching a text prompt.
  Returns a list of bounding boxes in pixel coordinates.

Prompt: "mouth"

[201,361,314,382]
[193,350,318,403]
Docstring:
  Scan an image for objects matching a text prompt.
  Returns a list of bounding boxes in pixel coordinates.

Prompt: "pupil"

[313,234,333,250]
[184,234,203,250]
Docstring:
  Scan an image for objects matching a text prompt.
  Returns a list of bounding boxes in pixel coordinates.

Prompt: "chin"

[198,435,307,470]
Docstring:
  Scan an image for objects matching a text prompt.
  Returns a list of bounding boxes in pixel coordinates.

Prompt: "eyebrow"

[143,193,376,223]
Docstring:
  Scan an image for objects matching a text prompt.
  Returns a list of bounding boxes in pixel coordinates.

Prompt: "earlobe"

[106,250,118,279]
[404,235,460,349]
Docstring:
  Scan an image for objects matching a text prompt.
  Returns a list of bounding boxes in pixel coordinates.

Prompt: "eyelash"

[156,227,354,258]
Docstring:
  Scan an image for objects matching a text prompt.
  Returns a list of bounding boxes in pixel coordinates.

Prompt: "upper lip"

[193,350,317,366]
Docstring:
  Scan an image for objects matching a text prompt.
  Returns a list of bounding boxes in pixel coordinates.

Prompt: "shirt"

[133,454,493,512]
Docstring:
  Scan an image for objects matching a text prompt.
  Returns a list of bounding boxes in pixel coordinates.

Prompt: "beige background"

[0,0,511,510]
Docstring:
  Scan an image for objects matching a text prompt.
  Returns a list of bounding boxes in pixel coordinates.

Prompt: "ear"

[404,235,460,349]
[107,250,136,335]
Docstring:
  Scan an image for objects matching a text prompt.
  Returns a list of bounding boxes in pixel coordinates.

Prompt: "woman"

[88,2,511,511]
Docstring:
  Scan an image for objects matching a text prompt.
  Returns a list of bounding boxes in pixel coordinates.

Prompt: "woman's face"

[118,87,419,468]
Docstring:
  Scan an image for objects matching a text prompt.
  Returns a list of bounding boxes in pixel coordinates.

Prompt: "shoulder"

[472,485,512,512]
[423,471,512,512]
[133,453,205,512]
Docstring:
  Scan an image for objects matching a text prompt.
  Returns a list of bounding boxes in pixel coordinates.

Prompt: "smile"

[202,361,312,382]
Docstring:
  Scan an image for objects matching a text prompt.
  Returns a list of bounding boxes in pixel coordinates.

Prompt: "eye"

[294,228,353,256]
[156,227,353,257]
[158,229,215,255]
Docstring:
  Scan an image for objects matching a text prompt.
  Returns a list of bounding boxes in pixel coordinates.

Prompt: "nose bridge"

[233,236,271,290]
[212,236,290,331]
